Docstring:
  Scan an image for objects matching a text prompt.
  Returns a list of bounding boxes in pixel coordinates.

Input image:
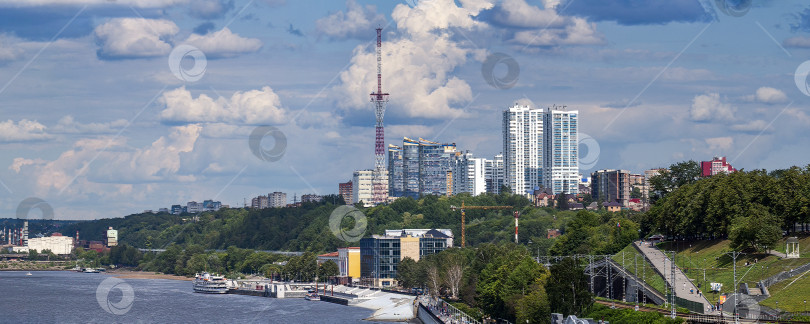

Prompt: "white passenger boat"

[193,272,229,294]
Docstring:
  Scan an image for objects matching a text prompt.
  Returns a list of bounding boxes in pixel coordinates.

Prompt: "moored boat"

[193,272,228,294]
[304,292,320,301]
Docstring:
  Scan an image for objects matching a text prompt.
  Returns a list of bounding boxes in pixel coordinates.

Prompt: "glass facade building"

[543,108,579,194]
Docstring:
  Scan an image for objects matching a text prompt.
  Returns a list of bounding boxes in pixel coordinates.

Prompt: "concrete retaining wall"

[417,304,443,324]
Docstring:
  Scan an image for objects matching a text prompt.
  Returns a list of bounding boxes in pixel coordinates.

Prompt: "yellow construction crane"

[450,201,513,248]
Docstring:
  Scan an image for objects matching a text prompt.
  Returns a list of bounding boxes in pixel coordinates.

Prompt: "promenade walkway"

[634,240,717,314]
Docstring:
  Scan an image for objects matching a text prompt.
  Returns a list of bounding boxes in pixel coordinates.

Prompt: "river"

[0,271,384,323]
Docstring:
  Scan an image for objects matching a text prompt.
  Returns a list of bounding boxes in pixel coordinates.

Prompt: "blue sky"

[1,0,810,220]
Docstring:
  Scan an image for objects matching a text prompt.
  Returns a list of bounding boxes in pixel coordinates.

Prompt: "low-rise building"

[360,229,451,287]
[28,234,74,255]
[604,202,622,212]
[701,156,736,177]
[337,247,361,284]
[317,251,339,265]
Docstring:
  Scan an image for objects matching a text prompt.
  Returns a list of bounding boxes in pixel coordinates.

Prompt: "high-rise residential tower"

[543,106,579,194]
[452,152,487,196]
[484,154,505,194]
[503,104,543,195]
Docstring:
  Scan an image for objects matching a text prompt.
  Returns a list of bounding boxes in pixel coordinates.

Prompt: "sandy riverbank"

[106,269,193,281]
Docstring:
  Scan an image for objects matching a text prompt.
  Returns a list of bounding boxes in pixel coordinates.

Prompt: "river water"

[0,271,382,323]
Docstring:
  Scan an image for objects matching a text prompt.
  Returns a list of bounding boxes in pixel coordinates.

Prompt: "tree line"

[646,163,810,251]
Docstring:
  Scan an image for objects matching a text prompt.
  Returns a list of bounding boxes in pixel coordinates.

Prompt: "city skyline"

[2,0,810,219]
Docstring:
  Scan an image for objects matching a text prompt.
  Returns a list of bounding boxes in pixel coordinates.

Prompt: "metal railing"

[761,262,810,287]
[419,295,481,324]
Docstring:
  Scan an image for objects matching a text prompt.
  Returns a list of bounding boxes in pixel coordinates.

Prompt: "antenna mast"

[370,27,389,205]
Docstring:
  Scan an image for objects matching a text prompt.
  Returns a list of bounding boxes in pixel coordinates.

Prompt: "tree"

[649,160,701,202]
[630,186,642,199]
[729,204,782,251]
[427,264,441,297]
[546,258,592,317]
[444,253,465,300]
[397,257,423,289]
[318,260,339,281]
[557,192,570,211]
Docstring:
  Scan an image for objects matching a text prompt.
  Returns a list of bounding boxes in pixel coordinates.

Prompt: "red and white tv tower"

[370,27,389,205]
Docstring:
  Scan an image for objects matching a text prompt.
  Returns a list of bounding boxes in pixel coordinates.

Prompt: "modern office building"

[503,104,544,195]
[387,144,405,197]
[485,154,505,194]
[171,204,183,214]
[543,106,579,194]
[339,180,353,204]
[360,229,451,287]
[452,152,487,196]
[389,137,457,198]
[402,137,420,198]
[383,228,454,248]
[417,138,457,196]
[591,169,631,207]
[701,156,736,177]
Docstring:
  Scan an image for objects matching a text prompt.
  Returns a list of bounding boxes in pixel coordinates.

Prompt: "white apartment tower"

[543,106,579,194]
[484,154,505,194]
[452,152,487,196]
[352,170,386,207]
[503,104,543,195]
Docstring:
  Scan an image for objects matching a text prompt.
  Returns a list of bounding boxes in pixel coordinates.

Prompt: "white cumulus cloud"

[183,27,262,58]
[94,18,179,59]
[753,87,787,104]
[10,125,202,197]
[0,119,53,142]
[334,0,491,119]
[689,92,735,122]
[158,86,288,125]
[315,0,387,40]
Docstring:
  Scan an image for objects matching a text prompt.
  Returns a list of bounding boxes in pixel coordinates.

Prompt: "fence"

[761,261,810,288]
[419,295,481,324]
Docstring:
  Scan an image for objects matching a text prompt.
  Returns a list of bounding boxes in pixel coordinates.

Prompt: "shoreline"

[105,269,193,281]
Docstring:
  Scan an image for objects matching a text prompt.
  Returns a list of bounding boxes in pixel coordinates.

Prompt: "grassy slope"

[759,271,810,312]
[659,240,810,305]
[611,244,668,299]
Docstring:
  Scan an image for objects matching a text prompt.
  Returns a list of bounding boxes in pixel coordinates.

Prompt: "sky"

[2,0,810,220]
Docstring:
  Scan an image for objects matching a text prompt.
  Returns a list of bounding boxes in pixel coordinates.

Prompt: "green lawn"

[611,244,669,300]
[658,240,810,305]
[759,271,810,312]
